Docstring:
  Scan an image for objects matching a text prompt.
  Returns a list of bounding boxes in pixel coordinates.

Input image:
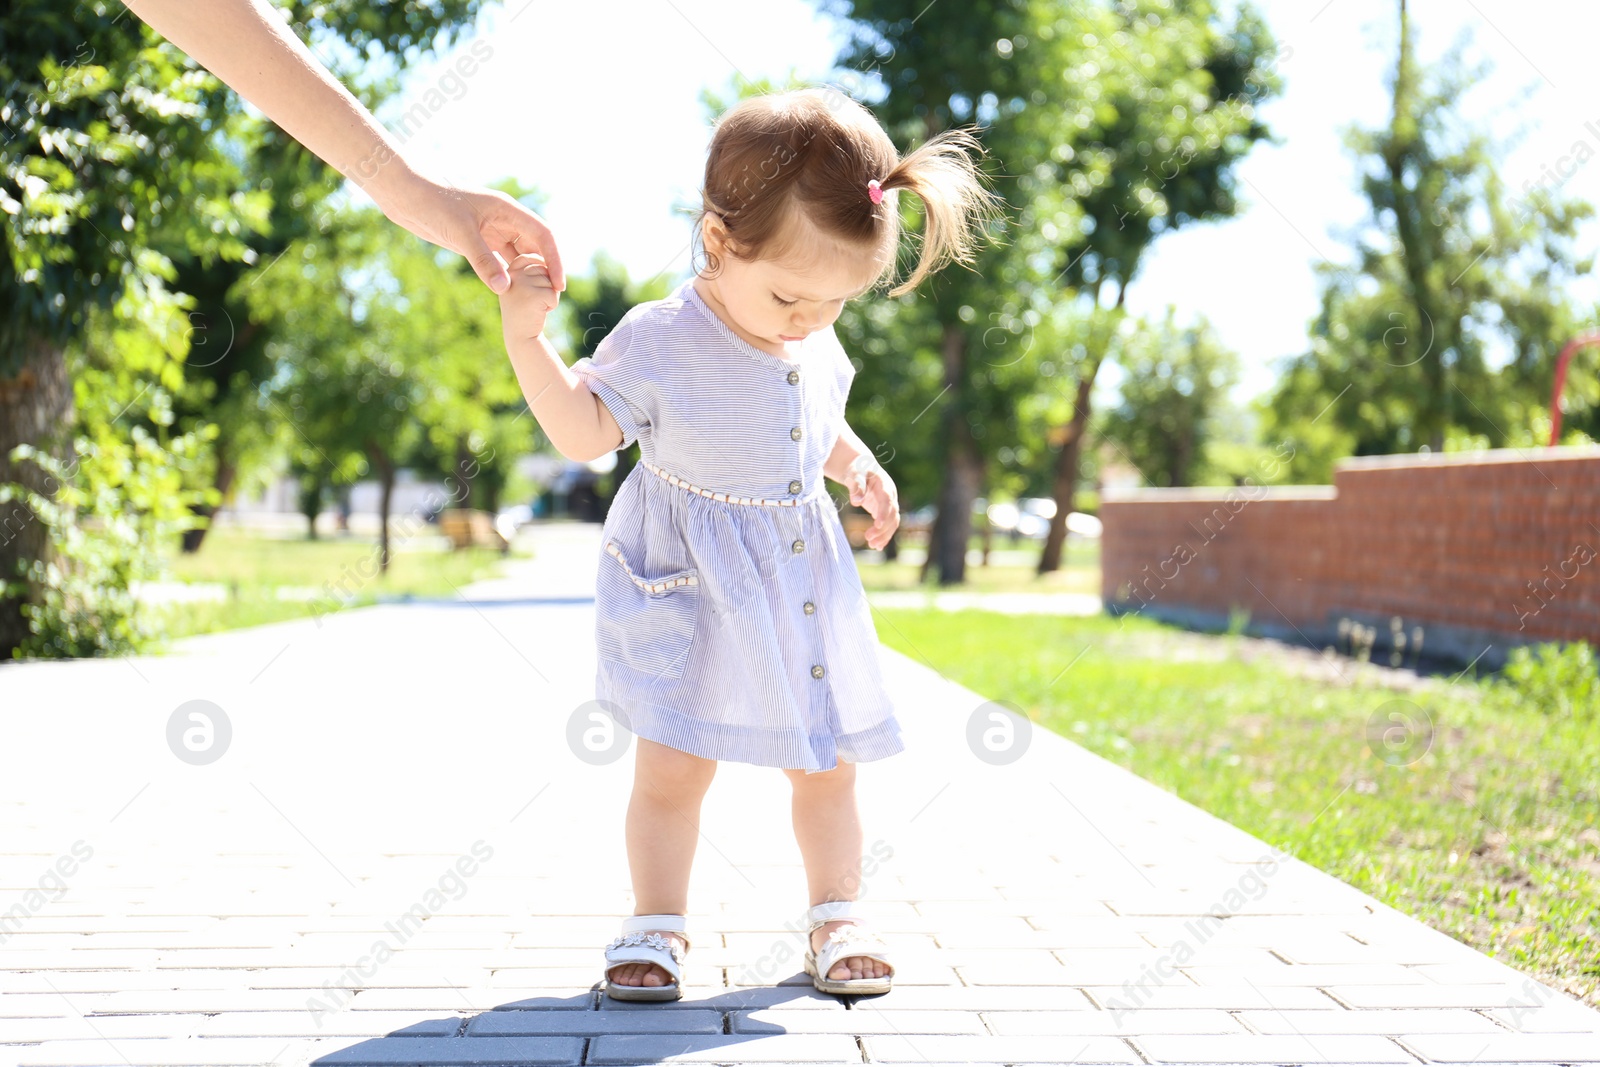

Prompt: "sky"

[349,0,1600,405]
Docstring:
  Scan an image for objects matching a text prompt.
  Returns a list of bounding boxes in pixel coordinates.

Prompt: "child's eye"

[771,293,797,307]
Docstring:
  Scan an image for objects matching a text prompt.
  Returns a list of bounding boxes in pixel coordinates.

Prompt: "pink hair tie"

[867,179,884,205]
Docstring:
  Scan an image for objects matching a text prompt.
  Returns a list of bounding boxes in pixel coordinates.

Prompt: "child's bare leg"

[784,760,891,981]
[611,737,717,987]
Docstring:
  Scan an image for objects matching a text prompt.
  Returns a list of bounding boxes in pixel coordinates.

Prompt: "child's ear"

[701,211,730,254]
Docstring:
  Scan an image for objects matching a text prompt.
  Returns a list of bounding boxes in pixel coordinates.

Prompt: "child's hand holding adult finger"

[499,252,559,340]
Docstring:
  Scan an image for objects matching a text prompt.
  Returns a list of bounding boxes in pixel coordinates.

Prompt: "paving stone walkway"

[2,522,1598,1066]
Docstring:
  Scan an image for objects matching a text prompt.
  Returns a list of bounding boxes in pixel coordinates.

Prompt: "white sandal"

[803,900,894,995]
[602,913,691,1001]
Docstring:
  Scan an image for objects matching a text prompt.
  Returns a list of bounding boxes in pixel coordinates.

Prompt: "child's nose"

[795,307,829,331]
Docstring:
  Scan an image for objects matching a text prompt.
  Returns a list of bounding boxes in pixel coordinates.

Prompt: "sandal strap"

[812,924,893,979]
[619,913,691,953]
[604,931,686,981]
[806,899,863,930]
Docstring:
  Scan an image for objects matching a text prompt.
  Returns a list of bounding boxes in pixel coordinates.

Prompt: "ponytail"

[879,127,1003,296]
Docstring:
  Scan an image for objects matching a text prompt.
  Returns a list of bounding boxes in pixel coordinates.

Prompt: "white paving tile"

[1,522,1595,1066]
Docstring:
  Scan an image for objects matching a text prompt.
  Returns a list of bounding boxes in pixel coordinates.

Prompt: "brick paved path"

[1,523,1596,1066]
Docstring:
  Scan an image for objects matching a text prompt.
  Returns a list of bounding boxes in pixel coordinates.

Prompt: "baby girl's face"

[700,215,889,352]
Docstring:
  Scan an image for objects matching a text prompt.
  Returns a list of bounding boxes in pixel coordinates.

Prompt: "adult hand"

[378,176,566,295]
[121,0,567,296]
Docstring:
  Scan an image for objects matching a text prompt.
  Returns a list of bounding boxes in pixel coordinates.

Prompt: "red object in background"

[1549,333,1600,446]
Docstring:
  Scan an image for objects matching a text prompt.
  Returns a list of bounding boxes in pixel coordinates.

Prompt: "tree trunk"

[180,451,235,554]
[297,471,324,540]
[0,340,74,658]
[928,324,982,586]
[1385,0,1452,454]
[454,439,476,510]
[367,444,395,574]
[1170,423,1194,487]
[1038,354,1102,574]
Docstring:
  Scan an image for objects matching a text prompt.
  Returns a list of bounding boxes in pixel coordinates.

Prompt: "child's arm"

[822,420,878,487]
[498,254,624,462]
[824,420,900,551]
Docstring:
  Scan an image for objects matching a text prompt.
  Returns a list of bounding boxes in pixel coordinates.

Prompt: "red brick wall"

[1099,447,1600,667]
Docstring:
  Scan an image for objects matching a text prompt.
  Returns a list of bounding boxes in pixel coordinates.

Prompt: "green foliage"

[1495,642,1600,722]
[825,0,1281,578]
[1026,0,1284,301]
[240,211,417,497]
[0,1,266,372]
[1099,308,1241,487]
[555,252,674,361]
[0,283,218,657]
[1268,17,1594,463]
[1,0,491,656]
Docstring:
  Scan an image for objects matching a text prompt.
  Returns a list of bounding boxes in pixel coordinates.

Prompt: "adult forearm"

[503,333,621,462]
[123,0,419,207]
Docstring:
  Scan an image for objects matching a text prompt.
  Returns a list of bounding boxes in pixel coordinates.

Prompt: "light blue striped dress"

[569,279,905,774]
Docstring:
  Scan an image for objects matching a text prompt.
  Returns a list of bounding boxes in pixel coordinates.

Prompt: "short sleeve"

[835,341,857,392]
[570,316,655,452]
[828,330,856,443]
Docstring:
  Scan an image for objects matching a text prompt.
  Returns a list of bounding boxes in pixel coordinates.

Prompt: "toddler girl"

[497,87,996,1001]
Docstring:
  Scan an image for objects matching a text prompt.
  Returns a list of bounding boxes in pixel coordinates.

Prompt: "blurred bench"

[438,508,509,553]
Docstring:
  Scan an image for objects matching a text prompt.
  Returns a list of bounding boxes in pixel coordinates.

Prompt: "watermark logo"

[304,840,494,1021]
[0,841,95,945]
[1104,846,1291,1023]
[731,838,895,986]
[567,699,632,765]
[1511,540,1594,631]
[167,699,232,766]
[1365,698,1433,766]
[967,699,1033,765]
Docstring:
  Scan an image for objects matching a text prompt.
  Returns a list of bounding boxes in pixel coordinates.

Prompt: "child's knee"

[785,759,856,788]
[636,738,717,795]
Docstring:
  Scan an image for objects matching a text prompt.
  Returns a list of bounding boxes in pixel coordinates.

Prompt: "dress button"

[791,538,805,554]
[787,369,800,385]
[791,426,803,441]
[803,601,816,614]
[811,664,826,679]
[789,479,802,494]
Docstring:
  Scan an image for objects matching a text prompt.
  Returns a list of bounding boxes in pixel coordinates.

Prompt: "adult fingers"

[485,197,566,292]
[462,232,512,294]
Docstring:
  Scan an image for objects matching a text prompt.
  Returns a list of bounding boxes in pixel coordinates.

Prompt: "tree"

[827,0,1279,582]
[1,0,485,654]
[1101,309,1240,487]
[1267,0,1593,466]
[828,0,1047,585]
[1032,0,1282,573]
[1,2,261,653]
[242,212,438,574]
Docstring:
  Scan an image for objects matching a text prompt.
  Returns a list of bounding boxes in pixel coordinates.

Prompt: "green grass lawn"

[149,528,511,644]
[873,606,1600,1010]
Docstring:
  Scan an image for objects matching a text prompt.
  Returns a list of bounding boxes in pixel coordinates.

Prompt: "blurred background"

[4,0,1599,1011]
[2,0,1597,654]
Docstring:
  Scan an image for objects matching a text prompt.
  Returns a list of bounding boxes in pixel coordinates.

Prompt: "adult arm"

[121,0,565,293]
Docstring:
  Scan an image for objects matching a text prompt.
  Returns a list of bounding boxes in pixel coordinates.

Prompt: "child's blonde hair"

[696,88,1001,297]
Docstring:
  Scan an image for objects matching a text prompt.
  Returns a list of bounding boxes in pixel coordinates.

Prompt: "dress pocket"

[596,539,701,679]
